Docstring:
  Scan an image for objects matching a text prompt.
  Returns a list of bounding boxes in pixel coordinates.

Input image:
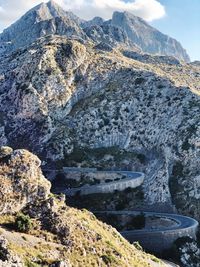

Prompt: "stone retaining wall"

[63,167,97,172]
[63,171,126,183]
[63,171,144,196]
[121,226,198,253]
[95,211,199,253]
[66,174,144,195]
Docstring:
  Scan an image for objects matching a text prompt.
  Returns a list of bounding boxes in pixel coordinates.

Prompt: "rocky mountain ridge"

[0,1,86,54]
[0,0,190,61]
[111,11,190,62]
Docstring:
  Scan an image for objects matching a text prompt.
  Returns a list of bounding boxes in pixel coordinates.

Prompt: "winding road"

[52,169,145,196]
[47,167,198,260]
[94,210,199,253]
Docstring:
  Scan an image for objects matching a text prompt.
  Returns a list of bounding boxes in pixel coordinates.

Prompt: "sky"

[0,0,199,61]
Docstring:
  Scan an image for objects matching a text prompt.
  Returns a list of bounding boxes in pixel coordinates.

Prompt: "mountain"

[0,2,199,266]
[111,11,190,62]
[0,1,190,62]
[0,33,199,219]
[0,0,86,54]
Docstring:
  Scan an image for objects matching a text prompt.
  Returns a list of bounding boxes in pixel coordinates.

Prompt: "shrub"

[165,236,194,263]
[136,153,146,164]
[127,213,146,230]
[101,254,116,265]
[15,213,33,233]
[135,77,145,85]
[172,161,184,177]
[133,241,143,251]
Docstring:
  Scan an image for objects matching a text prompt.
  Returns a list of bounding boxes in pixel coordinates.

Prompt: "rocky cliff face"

[0,1,86,54]
[0,2,199,265]
[111,11,190,62]
[0,146,51,214]
[0,1,190,62]
[0,33,199,220]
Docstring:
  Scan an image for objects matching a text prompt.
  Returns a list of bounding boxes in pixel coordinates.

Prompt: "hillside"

[0,34,199,219]
[0,146,166,267]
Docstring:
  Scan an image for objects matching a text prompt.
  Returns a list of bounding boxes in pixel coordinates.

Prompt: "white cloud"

[62,0,166,21]
[0,0,44,31]
[0,0,165,32]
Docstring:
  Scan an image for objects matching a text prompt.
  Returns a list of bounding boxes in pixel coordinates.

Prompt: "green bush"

[15,213,33,233]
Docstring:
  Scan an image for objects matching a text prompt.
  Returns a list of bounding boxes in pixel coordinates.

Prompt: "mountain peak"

[112,11,149,26]
[0,1,190,61]
[0,0,86,54]
[26,0,68,21]
[46,0,67,18]
[111,11,190,62]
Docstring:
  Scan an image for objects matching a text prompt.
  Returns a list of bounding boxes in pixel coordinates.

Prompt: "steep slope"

[0,0,86,54]
[0,35,199,220]
[111,11,190,62]
[0,147,165,267]
[83,23,131,49]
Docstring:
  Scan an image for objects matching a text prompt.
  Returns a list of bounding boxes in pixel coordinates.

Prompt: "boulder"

[0,148,51,214]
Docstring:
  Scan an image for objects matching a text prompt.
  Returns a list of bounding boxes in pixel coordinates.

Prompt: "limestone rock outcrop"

[0,147,51,214]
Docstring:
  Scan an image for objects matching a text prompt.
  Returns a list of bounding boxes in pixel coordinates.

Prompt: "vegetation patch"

[15,213,33,233]
[61,145,146,170]
[68,186,144,211]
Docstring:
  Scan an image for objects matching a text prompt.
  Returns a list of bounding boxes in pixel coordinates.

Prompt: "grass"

[0,215,15,225]
[0,205,165,267]
[63,207,164,267]
[8,239,62,266]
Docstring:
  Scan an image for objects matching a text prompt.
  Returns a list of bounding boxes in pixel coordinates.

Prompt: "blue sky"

[121,0,199,60]
[0,0,199,60]
[151,0,200,61]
